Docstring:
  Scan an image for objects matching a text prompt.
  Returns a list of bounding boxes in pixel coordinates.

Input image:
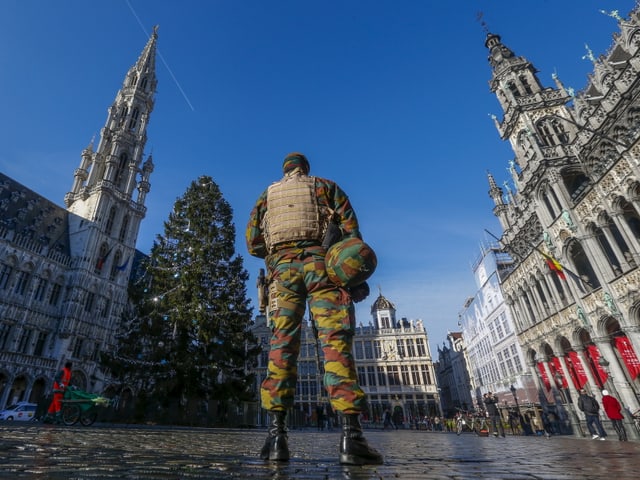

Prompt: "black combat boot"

[339,413,384,465]
[260,410,290,461]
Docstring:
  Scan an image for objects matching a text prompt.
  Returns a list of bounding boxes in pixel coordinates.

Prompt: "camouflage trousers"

[261,245,366,414]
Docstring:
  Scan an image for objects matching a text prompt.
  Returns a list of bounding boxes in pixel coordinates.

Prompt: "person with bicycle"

[44,361,72,424]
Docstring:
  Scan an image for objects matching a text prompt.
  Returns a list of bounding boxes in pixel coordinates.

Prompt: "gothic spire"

[66,27,158,207]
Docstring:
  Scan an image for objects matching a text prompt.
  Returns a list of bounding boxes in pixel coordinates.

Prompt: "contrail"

[125,0,195,111]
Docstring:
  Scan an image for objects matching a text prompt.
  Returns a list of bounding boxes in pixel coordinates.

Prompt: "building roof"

[0,173,70,256]
[371,293,395,314]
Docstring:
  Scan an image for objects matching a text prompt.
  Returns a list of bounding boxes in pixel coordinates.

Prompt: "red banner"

[537,362,551,391]
[551,357,568,388]
[614,336,640,380]
[566,351,588,389]
[586,344,608,387]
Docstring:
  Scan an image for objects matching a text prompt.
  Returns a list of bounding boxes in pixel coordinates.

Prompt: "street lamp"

[510,384,519,409]
[509,384,525,434]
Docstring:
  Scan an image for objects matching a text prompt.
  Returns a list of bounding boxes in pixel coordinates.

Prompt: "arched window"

[621,199,640,240]
[95,243,110,273]
[561,169,590,202]
[110,251,122,281]
[591,223,622,275]
[119,215,130,243]
[128,108,140,130]
[535,277,549,312]
[105,206,116,236]
[517,131,535,162]
[541,188,558,220]
[547,261,568,303]
[118,105,128,126]
[537,118,570,146]
[519,75,533,95]
[603,212,630,259]
[140,77,148,90]
[567,240,600,290]
[115,153,128,188]
[507,81,520,97]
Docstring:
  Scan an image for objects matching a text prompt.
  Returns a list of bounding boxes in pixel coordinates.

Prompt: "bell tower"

[65,27,158,280]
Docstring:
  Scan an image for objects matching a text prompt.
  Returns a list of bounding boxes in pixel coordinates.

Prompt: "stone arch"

[610,194,628,214]
[560,166,589,202]
[536,180,560,220]
[526,347,538,366]
[3,253,19,267]
[601,315,623,337]
[577,327,593,345]
[0,370,9,407]
[626,179,640,200]
[558,336,573,354]
[29,377,47,404]
[71,369,88,391]
[541,342,555,359]
[564,238,601,290]
[6,374,30,404]
[628,300,640,325]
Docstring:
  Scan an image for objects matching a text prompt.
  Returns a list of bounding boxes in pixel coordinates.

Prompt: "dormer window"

[115,153,129,188]
[507,81,521,97]
[519,75,533,94]
[537,118,569,146]
[128,108,140,130]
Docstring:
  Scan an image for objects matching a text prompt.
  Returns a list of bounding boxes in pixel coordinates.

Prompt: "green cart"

[61,388,111,426]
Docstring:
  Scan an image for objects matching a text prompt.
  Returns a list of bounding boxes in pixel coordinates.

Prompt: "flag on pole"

[96,246,114,270]
[116,256,130,272]
[541,252,566,280]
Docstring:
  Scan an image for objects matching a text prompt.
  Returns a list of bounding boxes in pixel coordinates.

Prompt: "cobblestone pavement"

[1,423,639,480]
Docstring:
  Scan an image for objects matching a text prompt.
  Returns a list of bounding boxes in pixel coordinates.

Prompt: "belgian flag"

[542,252,566,280]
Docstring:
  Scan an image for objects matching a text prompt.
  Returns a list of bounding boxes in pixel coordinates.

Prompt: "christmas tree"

[102,176,259,424]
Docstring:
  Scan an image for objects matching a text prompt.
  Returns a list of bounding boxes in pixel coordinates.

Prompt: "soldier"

[246,152,382,465]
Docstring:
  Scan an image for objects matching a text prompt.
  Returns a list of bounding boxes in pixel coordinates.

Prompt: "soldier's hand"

[349,282,370,303]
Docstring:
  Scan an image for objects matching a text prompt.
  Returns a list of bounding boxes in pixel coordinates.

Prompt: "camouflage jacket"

[246,175,360,259]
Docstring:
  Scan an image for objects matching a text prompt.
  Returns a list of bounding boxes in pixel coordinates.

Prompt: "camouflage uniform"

[246,154,366,414]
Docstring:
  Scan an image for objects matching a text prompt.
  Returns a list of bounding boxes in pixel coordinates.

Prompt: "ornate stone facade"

[0,30,158,409]
[486,7,640,436]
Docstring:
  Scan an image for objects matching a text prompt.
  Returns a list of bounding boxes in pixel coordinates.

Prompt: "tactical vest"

[263,174,327,252]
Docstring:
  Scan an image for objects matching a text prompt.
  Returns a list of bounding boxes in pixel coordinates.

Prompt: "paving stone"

[0,424,637,479]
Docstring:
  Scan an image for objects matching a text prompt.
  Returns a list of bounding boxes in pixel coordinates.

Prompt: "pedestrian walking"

[315,404,324,431]
[577,388,607,440]
[246,152,382,465]
[483,392,505,437]
[601,389,627,441]
[382,409,394,430]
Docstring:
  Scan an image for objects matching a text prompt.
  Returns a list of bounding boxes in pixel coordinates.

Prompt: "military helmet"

[283,152,310,175]
[325,237,377,287]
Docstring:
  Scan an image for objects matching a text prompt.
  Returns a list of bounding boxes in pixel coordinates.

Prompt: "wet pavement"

[0,423,638,479]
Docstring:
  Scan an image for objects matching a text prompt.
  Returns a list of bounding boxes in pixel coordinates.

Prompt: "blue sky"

[0,0,629,354]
